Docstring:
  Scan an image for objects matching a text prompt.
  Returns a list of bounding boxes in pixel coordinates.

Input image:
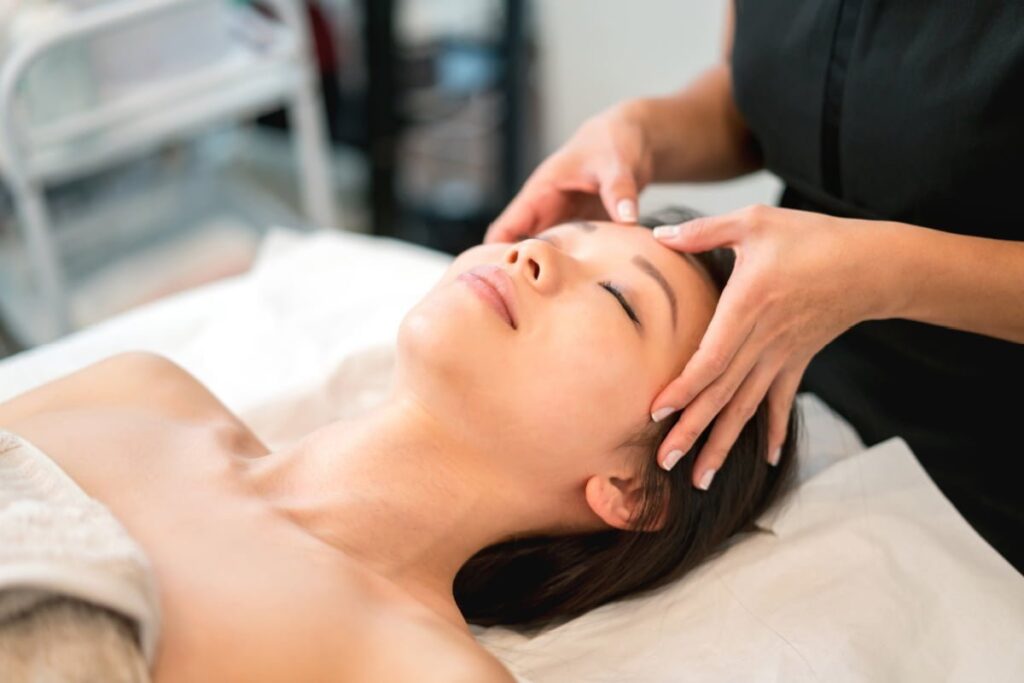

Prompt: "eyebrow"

[538,221,679,330]
[632,255,677,330]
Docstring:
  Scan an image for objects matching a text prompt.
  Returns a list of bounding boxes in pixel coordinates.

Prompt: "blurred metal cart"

[0,0,336,343]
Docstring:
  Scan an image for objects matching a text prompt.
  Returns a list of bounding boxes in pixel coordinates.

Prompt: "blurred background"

[0,0,778,357]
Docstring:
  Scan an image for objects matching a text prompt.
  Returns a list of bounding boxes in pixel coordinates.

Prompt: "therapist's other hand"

[650,205,888,489]
[484,104,654,244]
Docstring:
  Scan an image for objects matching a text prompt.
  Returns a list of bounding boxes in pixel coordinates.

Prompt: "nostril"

[507,250,518,264]
[529,259,540,279]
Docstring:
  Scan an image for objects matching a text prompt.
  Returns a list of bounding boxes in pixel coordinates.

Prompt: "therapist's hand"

[484,103,655,243]
[650,205,892,489]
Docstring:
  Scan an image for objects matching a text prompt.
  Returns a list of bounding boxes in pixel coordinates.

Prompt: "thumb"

[651,213,741,252]
[598,169,640,224]
[485,192,543,243]
[486,185,577,244]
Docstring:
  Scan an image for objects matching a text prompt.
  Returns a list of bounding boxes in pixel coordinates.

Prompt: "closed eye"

[600,281,641,327]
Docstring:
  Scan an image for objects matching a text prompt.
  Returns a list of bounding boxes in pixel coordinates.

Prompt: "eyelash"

[600,281,640,326]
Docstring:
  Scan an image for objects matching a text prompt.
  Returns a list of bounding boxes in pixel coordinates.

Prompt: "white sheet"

[1,227,1021,682]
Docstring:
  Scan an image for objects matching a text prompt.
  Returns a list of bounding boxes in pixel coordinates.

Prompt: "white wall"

[533,0,781,216]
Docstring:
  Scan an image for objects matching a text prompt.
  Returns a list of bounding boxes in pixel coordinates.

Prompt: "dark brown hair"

[454,207,798,630]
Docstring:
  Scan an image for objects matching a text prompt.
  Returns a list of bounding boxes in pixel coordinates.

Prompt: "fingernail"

[617,199,637,222]
[652,224,679,239]
[661,449,684,471]
[697,469,716,491]
[651,406,677,422]
[768,447,781,467]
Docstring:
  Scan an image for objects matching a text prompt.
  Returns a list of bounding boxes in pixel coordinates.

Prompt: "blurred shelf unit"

[334,0,535,253]
[0,0,336,344]
[0,141,296,342]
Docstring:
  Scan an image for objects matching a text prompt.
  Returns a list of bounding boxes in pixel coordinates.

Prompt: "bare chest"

[10,409,373,681]
[8,408,493,681]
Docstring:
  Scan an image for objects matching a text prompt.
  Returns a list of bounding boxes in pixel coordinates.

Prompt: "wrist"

[608,66,761,182]
[851,219,921,322]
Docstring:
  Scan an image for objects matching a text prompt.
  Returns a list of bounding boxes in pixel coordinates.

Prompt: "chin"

[395,285,506,404]
[394,292,536,458]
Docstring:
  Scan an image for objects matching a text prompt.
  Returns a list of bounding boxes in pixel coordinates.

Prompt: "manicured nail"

[652,224,679,239]
[617,199,637,222]
[651,406,677,422]
[697,469,716,491]
[768,447,781,467]
[661,449,684,471]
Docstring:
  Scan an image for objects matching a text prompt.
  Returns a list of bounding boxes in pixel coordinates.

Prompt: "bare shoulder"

[0,351,252,432]
[354,606,516,683]
[384,632,515,683]
[427,636,517,683]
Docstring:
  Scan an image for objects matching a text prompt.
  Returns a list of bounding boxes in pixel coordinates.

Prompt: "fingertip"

[488,194,544,243]
[651,406,677,423]
[599,169,639,222]
[767,422,790,462]
[696,468,716,491]
[652,224,680,239]
[654,373,692,406]
[483,219,514,244]
[616,198,637,223]
[661,449,684,471]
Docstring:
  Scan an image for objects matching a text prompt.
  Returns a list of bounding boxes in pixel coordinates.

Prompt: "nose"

[503,238,559,291]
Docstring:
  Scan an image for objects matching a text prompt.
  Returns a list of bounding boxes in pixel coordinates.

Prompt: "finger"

[651,211,744,252]
[690,359,780,488]
[651,281,755,416]
[655,332,763,470]
[764,361,807,466]
[485,182,573,243]
[485,192,543,244]
[597,167,639,223]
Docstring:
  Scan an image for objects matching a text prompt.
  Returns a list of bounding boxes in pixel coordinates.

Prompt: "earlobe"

[584,475,642,531]
[584,474,669,533]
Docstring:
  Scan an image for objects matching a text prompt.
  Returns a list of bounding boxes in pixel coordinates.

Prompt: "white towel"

[0,430,161,682]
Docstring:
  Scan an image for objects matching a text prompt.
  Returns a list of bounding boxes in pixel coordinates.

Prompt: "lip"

[456,265,518,329]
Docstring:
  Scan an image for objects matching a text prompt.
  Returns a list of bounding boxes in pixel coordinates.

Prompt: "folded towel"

[0,430,161,682]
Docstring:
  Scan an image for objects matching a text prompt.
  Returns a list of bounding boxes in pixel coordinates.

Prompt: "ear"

[584,473,667,532]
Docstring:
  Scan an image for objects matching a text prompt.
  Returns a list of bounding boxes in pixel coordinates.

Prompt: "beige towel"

[0,430,160,682]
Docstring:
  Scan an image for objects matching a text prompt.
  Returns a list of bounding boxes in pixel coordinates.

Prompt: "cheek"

[396,245,510,366]
[515,322,652,458]
[396,283,496,385]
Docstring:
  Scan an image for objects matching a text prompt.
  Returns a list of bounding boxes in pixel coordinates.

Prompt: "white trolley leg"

[289,68,337,231]
[276,0,336,231]
[14,180,72,339]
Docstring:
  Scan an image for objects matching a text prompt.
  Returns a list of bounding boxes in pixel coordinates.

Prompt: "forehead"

[544,221,712,286]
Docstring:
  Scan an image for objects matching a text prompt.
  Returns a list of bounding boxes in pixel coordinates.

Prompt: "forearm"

[866,221,1024,343]
[614,63,762,183]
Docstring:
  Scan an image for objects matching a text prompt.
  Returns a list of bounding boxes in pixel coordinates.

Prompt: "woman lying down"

[0,215,797,682]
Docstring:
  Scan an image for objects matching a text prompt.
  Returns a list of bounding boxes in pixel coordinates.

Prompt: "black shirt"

[732,0,1024,571]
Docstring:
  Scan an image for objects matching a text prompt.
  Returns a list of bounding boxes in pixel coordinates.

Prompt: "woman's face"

[396,221,719,491]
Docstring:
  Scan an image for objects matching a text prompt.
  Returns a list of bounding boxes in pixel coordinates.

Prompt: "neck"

[243,392,542,629]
